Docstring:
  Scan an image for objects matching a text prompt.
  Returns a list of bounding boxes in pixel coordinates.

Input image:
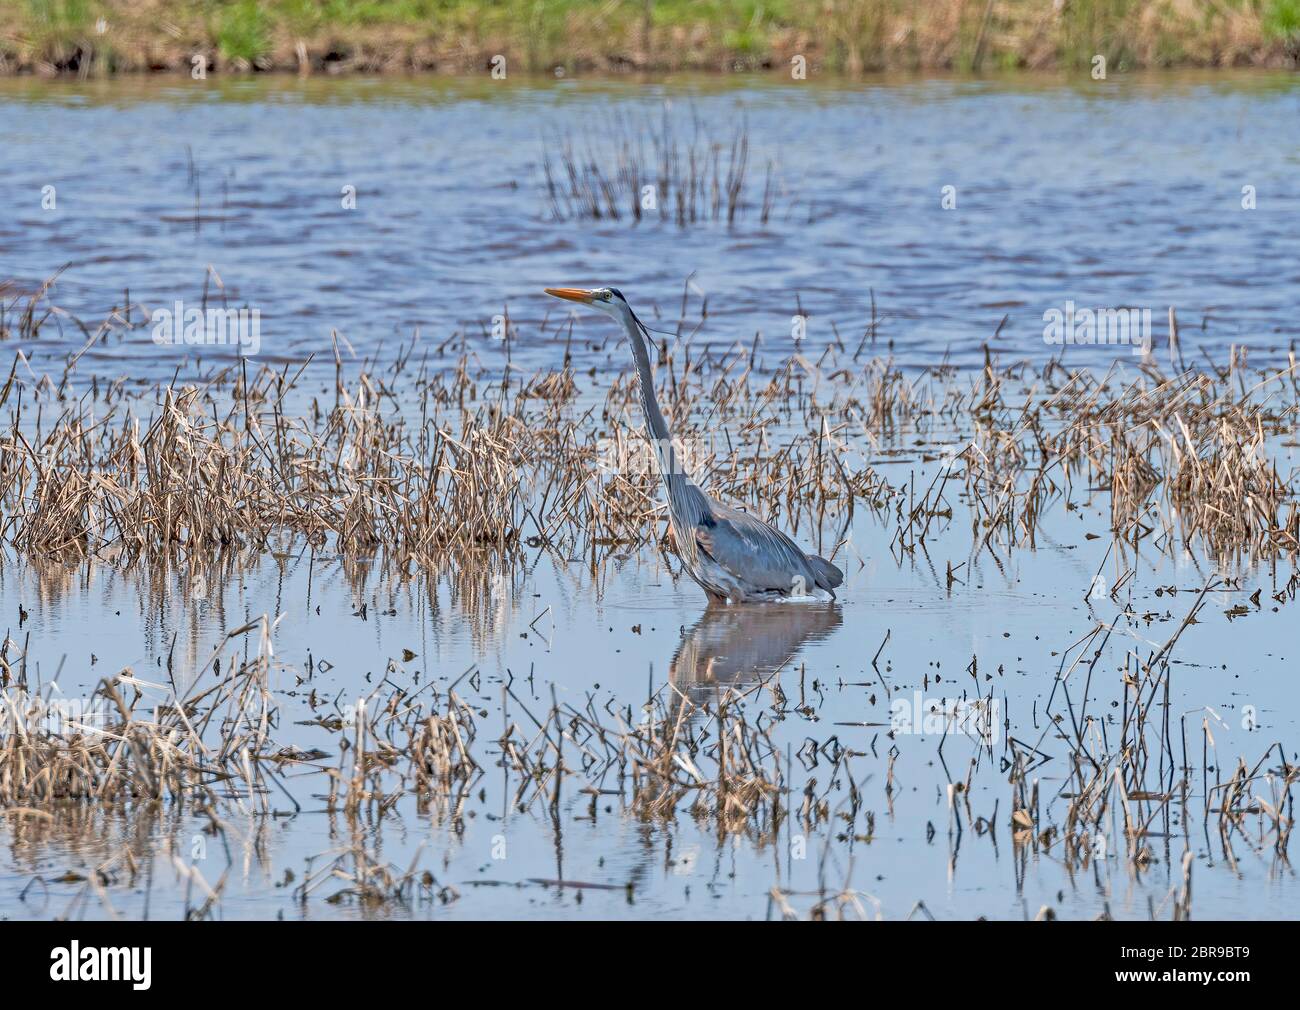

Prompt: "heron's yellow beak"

[544,287,594,305]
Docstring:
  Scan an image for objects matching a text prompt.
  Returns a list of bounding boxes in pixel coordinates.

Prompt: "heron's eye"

[603,291,612,301]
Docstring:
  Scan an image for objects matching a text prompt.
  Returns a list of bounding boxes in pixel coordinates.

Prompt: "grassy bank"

[2,0,1298,77]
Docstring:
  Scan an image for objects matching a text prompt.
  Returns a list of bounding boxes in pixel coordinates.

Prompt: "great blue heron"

[544,286,844,603]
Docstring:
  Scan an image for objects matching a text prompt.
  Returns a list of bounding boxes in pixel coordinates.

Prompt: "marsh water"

[3,71,1299,376]
[1,71,1298,920]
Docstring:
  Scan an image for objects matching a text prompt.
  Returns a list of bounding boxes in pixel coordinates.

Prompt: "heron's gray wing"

[697,500,819,593]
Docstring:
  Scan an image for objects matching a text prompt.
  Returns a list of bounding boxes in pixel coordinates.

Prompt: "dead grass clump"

[0,617,284,809]
[1,278,1297,584]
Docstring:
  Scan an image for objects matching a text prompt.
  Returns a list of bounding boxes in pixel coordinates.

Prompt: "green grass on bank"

[3,0,1298,75]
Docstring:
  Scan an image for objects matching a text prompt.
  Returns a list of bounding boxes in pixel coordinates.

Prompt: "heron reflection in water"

[669,602,842,702]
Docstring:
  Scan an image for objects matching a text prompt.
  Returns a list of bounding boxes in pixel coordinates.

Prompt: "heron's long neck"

[622,313,689,491]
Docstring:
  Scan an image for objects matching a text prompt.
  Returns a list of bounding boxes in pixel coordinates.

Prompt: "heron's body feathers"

[670,494,842,602]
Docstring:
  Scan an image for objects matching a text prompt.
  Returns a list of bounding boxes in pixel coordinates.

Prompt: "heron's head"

[544,286,630,321]
[545,286,661,360]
